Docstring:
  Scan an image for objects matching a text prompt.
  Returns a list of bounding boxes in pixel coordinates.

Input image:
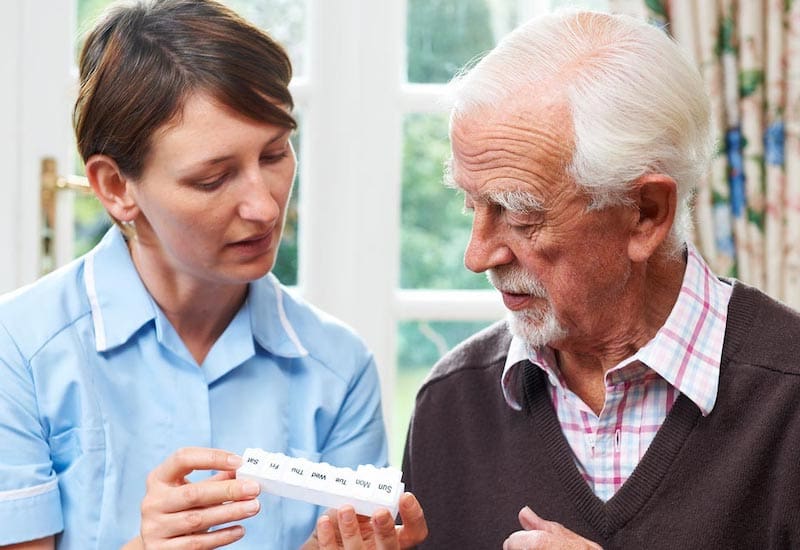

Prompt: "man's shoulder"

[724,281,800,375]
[421,320,511,389]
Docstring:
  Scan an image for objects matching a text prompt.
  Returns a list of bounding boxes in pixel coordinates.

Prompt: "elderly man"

[402,10,800,549]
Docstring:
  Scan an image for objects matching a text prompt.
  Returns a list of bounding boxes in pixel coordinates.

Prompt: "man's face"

[449,98,637,351]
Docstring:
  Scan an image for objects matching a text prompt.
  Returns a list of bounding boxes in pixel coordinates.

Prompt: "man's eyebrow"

[442,157,544,213]
[486,190,544,213]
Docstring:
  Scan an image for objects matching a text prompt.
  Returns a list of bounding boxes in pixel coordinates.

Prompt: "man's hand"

[503,507,602,550]
[134,447,261,549]
[302,492,428,550]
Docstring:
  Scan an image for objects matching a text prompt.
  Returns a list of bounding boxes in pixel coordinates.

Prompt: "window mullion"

[301,0,406,433]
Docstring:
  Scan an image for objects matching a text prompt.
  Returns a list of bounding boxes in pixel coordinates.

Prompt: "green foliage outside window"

[406,0,495,83]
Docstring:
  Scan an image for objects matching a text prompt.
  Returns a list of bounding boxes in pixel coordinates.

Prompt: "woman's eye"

[260,149,290,164]
[195,174,228,190]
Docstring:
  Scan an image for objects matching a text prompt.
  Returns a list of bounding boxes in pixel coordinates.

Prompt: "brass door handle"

[40,157,91,274]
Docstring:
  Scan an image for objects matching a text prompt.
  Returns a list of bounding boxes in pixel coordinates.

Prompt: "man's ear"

[84,154,139,222]
[627,173,677,263]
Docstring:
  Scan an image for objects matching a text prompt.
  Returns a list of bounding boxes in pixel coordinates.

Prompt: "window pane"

[72,155,111,257]
[224,0,308,78]
[400,113,490,290]
[407,0,610,84]
[392,319,497,464]
[406,0,497,84]
[271,126,302,286]
[76,0,308,77]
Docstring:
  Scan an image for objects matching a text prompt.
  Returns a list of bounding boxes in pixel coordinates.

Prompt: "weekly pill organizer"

[236,448,405,517]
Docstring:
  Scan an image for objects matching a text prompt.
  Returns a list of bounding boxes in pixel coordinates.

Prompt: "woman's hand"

[134,447,261,549]
[302,492,428,550]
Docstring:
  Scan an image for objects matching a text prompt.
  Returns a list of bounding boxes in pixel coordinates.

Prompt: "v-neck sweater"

[402,281,800,549]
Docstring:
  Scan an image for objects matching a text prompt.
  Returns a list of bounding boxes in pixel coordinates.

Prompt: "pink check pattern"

[501,245,732,502]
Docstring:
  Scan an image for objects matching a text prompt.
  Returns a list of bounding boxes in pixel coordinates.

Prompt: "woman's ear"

[84,154,139,222]
[627,173,677,263]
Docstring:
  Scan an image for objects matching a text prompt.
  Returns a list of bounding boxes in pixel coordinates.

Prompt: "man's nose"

[464,213,513,273]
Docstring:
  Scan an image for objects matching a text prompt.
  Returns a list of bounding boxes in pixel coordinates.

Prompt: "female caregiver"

[0,1,426,548]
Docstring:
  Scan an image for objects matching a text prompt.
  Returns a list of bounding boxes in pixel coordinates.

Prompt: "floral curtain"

[608,0,800,307]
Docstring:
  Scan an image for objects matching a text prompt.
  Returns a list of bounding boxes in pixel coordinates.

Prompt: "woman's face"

[128,92,296,287]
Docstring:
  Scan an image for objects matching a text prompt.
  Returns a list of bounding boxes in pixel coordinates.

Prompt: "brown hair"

[74,0,297,179]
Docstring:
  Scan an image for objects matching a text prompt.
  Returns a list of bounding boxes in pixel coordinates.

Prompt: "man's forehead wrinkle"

[453,121,570,168]
[454,146,561,187]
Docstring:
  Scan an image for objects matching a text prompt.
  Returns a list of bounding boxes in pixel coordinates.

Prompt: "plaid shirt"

[501,245,732,501]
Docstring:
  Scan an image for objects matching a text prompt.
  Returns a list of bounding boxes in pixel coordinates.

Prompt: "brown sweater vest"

[403,282,800,549]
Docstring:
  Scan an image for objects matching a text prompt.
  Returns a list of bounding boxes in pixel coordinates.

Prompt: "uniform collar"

[248,273,309,359]
[84,226,309,361]
[84,226,156,352]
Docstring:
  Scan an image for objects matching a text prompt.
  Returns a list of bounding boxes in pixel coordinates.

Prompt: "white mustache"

[486,267,548,298]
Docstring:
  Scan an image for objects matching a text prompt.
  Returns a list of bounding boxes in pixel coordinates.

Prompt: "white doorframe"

[1,0,75,293]
[0,1,22,294]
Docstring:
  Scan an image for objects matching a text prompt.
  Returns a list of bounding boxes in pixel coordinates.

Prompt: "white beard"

[506,307,567,349]
[487,266,568,349]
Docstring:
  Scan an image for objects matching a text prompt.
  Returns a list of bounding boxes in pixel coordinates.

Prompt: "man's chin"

[506,310,567,349]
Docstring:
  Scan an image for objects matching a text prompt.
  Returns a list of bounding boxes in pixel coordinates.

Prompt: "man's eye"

[505,211,540,229]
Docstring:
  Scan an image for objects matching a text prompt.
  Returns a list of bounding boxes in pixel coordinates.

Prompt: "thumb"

[518,506,550,531]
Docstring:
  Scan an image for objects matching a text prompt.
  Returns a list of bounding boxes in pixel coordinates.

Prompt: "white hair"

[448,10,714,253]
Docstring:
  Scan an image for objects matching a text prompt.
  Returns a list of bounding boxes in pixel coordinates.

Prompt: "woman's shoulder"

[250,274,373,372]
[0,257,91,360]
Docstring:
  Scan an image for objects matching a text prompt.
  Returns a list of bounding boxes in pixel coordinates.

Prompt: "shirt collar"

[501,244,732,415]
[84,226,309,361]
[84,226,156,352]
[247,274,309,359]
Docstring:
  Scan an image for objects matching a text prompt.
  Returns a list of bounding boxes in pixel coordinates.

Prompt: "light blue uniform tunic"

[0,226,387,548]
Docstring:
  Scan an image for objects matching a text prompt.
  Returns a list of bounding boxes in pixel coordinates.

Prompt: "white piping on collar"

[84,250,107,351]
[269,277,308,356]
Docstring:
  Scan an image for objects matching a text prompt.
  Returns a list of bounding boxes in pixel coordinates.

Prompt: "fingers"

[518,506,550,531]
[311,496,427,550]
[316,506,369,550]
[156,525,246,550]
[337,507,366,548]
[142,497,261,539]
[396,493,428,548]
[512,507,603,550]
[207,469,238,482]
[503,529,550,550]
[153,477,261,514]
[315,515,339,549]
[152,447,242,484]
[139,448,260,547]
[371,509,400,550]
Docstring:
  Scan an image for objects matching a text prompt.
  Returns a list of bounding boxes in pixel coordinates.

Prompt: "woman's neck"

[129,241,248,365]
